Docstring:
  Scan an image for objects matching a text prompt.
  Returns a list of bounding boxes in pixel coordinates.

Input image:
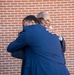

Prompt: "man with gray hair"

[37,11,66,55]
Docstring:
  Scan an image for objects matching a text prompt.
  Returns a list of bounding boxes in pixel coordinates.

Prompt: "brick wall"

[0,0,74,75]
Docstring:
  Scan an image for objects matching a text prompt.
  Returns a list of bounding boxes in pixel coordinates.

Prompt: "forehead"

[44,14,50,19]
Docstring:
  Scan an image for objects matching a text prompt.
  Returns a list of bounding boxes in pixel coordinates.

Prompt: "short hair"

[23,15,40,24]
[37,11,49,19]
[37,11,52,23]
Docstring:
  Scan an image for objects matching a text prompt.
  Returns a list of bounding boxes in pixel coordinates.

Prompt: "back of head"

[22,15,40,27]
[23,15,40,26]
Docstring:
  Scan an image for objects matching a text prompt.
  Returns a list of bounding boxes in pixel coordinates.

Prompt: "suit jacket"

[7,24,70,75]
[11,32,66,59]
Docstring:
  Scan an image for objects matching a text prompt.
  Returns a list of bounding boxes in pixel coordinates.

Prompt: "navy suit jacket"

[7,24,69,75]
[11,36,66,59]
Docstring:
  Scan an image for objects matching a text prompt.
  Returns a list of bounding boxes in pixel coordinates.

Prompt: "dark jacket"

[7,24,70,75]
[11,32,66,59]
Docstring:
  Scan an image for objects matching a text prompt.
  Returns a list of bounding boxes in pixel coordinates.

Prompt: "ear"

[32,20,35,24]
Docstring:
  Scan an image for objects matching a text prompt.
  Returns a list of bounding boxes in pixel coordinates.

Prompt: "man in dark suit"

[7,15,70,75]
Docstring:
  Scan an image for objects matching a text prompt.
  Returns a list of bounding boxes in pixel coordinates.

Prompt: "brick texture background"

[0,0,74,75]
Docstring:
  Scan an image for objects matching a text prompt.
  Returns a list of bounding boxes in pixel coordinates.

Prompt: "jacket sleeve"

[60,37,66,53]
[11,50,25,59]
[7,31,27,52]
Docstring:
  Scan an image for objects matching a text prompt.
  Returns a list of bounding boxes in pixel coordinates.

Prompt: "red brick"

[0,0,74,75]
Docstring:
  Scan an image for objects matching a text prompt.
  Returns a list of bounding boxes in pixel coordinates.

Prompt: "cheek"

[46,22,50,26]
[40,21,45,26]
[45,23,50,29]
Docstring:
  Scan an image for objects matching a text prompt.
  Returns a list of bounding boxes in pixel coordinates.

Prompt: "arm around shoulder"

[7,31,27,52]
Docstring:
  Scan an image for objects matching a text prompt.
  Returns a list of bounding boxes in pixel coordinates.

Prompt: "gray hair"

[37,11,52,22]
[37,11,49,19]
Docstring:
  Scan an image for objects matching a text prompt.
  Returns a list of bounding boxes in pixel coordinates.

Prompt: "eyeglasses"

[38,17,52,23]
[43,18,52,23]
